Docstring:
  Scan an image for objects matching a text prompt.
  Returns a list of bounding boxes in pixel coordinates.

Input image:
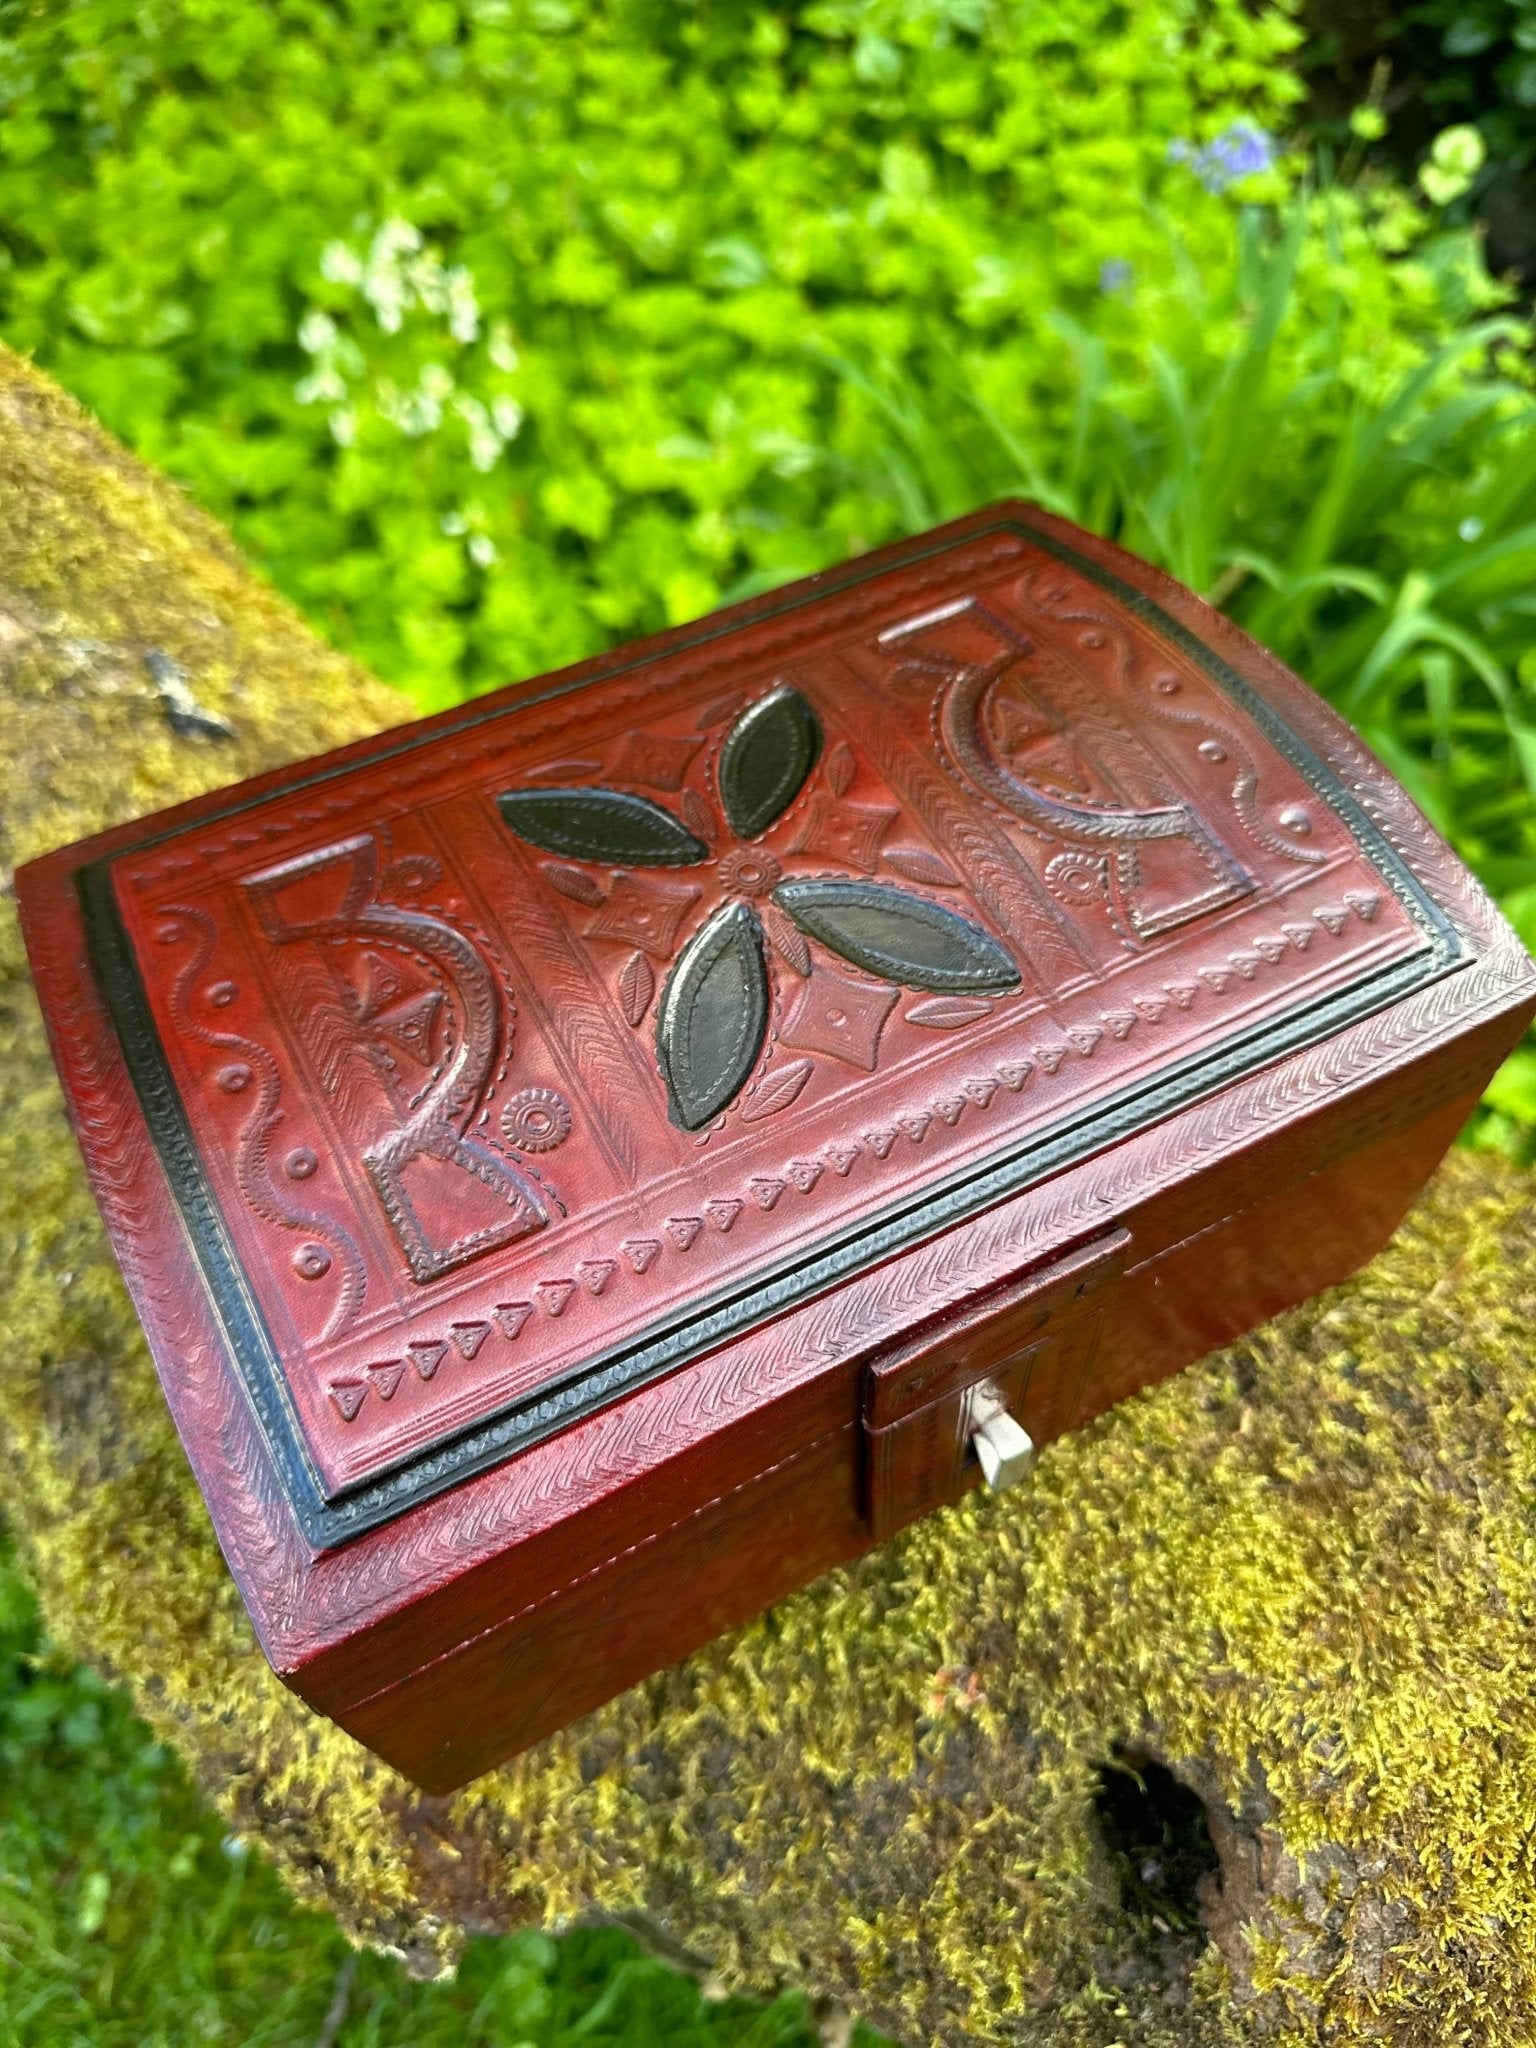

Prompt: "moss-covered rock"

[3,346,1535,2047]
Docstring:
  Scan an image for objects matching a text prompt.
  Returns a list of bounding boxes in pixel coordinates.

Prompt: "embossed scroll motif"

[164,903,369,1340]
[499,686,1023,1130]
[881,593,1265,939]
[244,835,547,1283]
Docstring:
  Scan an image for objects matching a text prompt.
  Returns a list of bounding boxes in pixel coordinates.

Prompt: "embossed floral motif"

[715,846,782,898]
[784,792,897,874]
[608,727,705,791]
[500,1086,572,1153]
[499,686,1021,1129]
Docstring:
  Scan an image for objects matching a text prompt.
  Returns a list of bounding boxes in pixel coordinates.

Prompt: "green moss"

[0,348,404,870]
[5,345,1536,2046]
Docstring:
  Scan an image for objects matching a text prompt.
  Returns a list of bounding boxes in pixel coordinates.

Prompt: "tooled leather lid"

[64,512,1454,1541]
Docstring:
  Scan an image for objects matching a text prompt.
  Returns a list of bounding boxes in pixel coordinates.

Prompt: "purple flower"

[1098,258,1134,296]
[1167,120,1276,194]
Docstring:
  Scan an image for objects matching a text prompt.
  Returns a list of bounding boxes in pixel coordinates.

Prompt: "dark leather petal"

[498,787,707,866]
[717,686,822,838]
[772,879,1020,994]
[655,901,769,1129]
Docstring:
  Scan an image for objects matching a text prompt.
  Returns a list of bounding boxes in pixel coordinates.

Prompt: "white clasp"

[965,1378,1036,1491]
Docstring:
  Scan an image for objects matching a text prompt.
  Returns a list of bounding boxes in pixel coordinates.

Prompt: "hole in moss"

[1092,1752,1219,1936]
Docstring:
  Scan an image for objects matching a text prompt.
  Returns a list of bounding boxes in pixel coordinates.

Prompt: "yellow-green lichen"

[3,345,1536,2047]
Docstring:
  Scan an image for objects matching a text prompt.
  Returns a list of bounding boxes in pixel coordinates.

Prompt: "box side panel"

[293,952,1532,1723]
[330,1420,864,1793]
[1096,985,1531,1279]
[314,1035,1503,1788]
[291,1345,863,1709]
[1086,1083,1483,1424]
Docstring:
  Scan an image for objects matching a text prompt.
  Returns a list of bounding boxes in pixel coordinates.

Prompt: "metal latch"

[861,1225,1126,1539]
[965,1378,1036,1491]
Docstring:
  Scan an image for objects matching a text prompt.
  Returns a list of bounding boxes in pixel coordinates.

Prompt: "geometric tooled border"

[78,520,1467,1547]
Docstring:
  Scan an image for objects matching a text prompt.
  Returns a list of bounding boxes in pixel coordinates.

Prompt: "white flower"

[379,366,451,436]
[351,220,425,332]
[365,275,408,333]
[453,392,502,470]
[373,217,423,263]
[491,395,524,440]
[405,247,449,314]
[488,322,519,372]
[319,241,364,288]
[298,309,338,354]
[295,365,347,405]
[468,533,497,567]
[319,218,485,352]
[446,266,480,344]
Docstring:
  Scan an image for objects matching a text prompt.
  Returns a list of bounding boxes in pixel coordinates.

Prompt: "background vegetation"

[0,1530,877,2045]
[1,0,1311,703]
[1302,0,1536,285]
[3,0,1536,2037]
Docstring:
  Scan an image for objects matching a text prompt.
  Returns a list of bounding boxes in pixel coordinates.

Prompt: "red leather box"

[19,505,1535,1791]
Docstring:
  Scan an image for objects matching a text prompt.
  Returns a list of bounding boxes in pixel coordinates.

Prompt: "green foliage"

[1,0,1313,707]
[1395,1,1536,197]
[1298,0,1536,276]
[0,1531,879,2045]
[1418,121,1490,205]
[824,198,1533,852]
